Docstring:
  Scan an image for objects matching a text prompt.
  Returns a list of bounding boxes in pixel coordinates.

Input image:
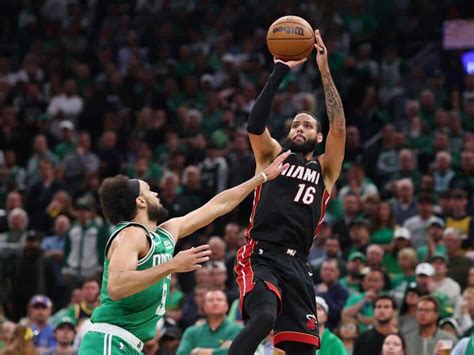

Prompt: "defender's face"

[139,181,161,209]
[287,114,321,146]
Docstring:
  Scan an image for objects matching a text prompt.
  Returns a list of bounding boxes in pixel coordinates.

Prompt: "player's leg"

[79,331,139,355]
[273,257,320,354]
[228,280,279,355]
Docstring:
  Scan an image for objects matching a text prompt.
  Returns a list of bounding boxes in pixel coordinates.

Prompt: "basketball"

[266,16,315,61]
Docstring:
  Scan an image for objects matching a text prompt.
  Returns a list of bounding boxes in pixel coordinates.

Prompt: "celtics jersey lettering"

[91,222,175,342]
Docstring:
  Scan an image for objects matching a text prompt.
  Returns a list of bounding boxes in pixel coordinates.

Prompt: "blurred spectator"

[181,285,208,330]
[392,179,418,226]
[345,219,370,258]
[332,193,361,251]
[403,194,435,248]
[342,269,385,331]
[338,163,378,200]
[393,150,422,191]
[166,274,184,324]
[315,296,346,355]
[370,202,395,247]
[177,289,242,355]
[389,247,417,304]
[416,217,446,262]
[11,233,55,321]
[443,228,474,290]
[26,159,64,232]
[445,189,474,249]
[353,296,398,355]
[55,121,76,160]
[380,333,406,355]
[1,324,36,355]
[404,296,457,355]
[382,227,413,275]
[431,253,461,307]
[339,252,366,295]
[47,80,84,125]
[0,191,23,233]
[27,295,55,352]
[433,151,455,194]
[399,282,423,336]
[25,135,58,189]
[0,207,29,252]
[42,316,77,355]
[97,131,122,179]
[449,150,474,203]
[337,317,359,355]
[315,259,349,330]
[208,237,226,263]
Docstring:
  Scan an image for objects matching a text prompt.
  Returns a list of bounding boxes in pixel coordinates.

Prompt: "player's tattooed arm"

[321,72,345,133]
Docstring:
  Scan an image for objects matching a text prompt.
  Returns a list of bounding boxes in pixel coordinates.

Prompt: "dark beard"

[283,137,317,154]
[148,202,169,224]
[377,318,392,326]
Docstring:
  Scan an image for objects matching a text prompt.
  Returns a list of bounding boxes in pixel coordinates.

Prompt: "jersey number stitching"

[294,184,316,205]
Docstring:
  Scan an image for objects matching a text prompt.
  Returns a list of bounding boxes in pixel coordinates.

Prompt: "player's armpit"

[249,129,282,169]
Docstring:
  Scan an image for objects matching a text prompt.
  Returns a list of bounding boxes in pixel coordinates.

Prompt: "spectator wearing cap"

[399,282,423,336]
[446,189,474,249]
[342,269,385,332]
[392,178,418,226]
[10,232,55,320]
[443,228,474,290]
[315,296,347,355]
[438,317,461,338]
[339,252,366,295]
[42,315,77,355]
[403,193,436,248]
[55,120,76,160]
[414,263,453,319]
[26,158,64,232]
[382,227,413,275]
[332,193,362,252]
[431,253,461,307]
[27,295,56,352]
[353,295,398,355]
[177,289,242,355]
[404,296,457,355]
[62,199,106,283]
[416,217,447,262]
[315,259,350,330]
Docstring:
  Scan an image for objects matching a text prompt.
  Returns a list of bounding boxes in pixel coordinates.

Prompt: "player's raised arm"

[315,29,346,193]
[161,150,291,239]
[107,227,211,300]
[247,59,305,170]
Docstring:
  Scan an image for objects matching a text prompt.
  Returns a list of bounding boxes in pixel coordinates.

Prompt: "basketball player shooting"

[78,152,290,354]
[229,30,346,355]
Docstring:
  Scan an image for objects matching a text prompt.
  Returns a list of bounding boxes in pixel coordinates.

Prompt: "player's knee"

[256,307,277,331]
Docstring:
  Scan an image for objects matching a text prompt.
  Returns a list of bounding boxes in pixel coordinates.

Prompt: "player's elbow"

[107,282,124,301]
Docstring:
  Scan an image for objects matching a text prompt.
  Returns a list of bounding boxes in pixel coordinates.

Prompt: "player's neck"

[132,213,157,231]
[304,152,313,161]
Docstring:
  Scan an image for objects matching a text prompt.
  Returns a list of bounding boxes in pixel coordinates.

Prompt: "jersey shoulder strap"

[104,222,153,259]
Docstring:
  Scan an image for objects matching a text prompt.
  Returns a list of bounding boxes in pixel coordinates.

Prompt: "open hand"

[171,244,211,273]
[262,150,291,181]
[314,29,329,74]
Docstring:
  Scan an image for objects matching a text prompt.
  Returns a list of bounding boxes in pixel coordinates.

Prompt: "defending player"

[78,151,290,354]
[229,30,346,355]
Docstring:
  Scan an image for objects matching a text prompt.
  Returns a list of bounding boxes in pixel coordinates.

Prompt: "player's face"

[285,114,322,154]
[139,181,169,223]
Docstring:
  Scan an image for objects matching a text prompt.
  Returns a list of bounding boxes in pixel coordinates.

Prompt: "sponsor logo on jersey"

[281,164,321,184]
[164,240,173,249]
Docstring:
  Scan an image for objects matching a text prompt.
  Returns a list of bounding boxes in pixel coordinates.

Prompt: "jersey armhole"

[157,227,176,247]
[104,223,153,261]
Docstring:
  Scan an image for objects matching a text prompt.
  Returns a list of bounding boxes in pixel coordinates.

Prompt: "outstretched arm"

[161,151,291,239]
[248,59,305,170]
[315,30,346,192]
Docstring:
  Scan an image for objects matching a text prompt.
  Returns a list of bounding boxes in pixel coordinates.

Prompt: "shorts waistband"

[254,240,307,260]
[89,322,143,352]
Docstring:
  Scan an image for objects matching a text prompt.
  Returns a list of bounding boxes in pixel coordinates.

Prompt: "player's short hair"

[295,111,322,133]
[98,175,138,225]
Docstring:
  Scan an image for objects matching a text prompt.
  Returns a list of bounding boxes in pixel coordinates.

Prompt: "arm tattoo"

[321,73,346,133]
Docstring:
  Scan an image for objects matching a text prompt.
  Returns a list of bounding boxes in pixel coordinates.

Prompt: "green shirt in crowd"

[370,227,393,245]
[177,318,243,355]
[416,244,447,262]
[343,292,374,332]
[316,328,347,355]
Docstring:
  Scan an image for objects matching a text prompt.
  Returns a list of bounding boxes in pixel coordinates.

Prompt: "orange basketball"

[266,16,315,61]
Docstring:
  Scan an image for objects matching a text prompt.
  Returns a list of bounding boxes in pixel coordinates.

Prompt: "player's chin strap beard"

[127,179,140,220]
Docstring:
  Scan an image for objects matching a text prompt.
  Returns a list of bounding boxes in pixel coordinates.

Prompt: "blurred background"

[0,0,473,354]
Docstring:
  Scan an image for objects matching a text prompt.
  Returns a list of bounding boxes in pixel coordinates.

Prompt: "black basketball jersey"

[246,152,330,254]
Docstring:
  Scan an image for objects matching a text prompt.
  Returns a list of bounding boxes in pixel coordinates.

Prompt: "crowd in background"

[0,0,474,354]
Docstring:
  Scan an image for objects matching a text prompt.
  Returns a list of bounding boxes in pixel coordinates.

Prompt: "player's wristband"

[260,172,268,183]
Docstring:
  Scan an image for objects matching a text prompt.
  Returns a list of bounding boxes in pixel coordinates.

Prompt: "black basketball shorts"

[234,239,320,348]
